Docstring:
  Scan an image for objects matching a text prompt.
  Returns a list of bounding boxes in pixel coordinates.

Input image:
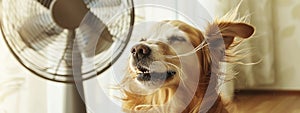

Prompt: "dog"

[118,13,255,113]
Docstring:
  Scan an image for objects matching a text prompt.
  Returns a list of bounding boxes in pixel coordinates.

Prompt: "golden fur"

[117,11,255,113]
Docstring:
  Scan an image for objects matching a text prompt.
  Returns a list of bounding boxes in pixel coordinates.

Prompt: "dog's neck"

[121,74,221,113]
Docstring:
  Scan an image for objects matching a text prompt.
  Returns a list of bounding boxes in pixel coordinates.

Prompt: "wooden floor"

[229,91,300,113]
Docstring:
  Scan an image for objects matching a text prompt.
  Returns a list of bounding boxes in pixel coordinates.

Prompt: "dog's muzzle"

[130,44,176,82]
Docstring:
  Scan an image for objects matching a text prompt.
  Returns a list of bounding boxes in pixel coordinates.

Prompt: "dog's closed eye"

[168,36,186,43]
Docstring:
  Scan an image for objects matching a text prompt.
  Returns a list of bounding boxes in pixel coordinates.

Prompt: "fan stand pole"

[64,83,87,113]
[51,0,89,112]
[64,30,87,113]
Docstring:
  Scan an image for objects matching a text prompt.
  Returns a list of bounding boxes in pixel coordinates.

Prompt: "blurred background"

[1,0,300,113]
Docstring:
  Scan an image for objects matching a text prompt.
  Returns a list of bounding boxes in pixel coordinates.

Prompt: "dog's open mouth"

[136,66,176,81]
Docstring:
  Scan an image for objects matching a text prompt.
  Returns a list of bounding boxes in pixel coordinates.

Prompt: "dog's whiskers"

[161,61,189,89]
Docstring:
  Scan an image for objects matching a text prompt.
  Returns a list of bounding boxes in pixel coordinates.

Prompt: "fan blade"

[87,0,123,23]
[36,0,53,9]
[18,13,64,50]
[84,0,121,8]
[76,12,113,57]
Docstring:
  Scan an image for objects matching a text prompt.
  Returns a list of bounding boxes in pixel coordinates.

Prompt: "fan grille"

[0,0,134,83]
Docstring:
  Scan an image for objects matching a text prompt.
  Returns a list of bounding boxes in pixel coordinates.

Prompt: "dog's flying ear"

[219,22,254,48]
[206,22,255,49]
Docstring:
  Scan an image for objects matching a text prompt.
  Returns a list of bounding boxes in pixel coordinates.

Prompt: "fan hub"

[51,0,89,29]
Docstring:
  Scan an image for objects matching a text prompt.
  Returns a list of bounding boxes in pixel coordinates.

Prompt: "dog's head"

[122,19,254,112]
[128,20,254,90]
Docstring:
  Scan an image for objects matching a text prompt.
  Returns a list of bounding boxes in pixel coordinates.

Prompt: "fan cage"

[0,0,135,83]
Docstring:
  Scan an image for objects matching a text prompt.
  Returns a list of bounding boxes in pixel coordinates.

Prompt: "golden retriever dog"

[118,12,255,113]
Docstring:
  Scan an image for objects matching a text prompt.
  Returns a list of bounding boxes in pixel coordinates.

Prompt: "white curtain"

[216,0,300,92]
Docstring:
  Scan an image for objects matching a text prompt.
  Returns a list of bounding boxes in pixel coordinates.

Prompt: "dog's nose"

[131,44,151,59]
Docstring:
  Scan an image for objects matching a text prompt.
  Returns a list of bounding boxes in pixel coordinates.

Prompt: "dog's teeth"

[137,70,143,73]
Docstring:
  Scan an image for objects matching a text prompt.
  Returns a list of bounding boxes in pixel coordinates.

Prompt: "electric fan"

[0,0,134,112]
